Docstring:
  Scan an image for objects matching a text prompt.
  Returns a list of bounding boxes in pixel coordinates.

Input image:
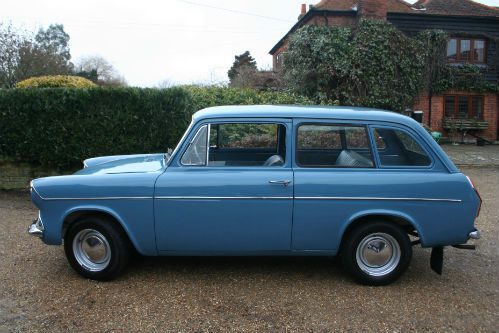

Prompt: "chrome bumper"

[28,217,44,238]
[469,230,481,240]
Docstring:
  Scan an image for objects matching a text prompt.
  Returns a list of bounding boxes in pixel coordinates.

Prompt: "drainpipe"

[428,91,432,129]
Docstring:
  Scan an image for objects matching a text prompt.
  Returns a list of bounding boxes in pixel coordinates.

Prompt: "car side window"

[372,128,431,167]
[181,125,208,166]
[296,124,374,168]
[182,123,287,167]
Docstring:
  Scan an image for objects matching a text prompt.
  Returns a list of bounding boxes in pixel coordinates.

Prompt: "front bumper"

[28,217,44,238]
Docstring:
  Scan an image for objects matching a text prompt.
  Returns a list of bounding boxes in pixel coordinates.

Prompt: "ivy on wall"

[432,64,499,94]
[282,19,498,112]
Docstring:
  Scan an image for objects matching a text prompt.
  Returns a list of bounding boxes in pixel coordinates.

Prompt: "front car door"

[154,118,293,254]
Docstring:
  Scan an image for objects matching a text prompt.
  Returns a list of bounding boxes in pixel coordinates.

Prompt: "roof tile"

[313,0,499,17]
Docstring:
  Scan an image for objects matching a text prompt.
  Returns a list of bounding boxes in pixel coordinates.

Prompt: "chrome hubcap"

[73,229,111,272]
[356,233,400,277]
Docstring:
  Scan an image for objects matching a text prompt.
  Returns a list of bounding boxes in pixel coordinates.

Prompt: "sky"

[2,0,499,87]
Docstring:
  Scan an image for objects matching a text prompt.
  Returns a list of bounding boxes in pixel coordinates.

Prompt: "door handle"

[269,180,292,187]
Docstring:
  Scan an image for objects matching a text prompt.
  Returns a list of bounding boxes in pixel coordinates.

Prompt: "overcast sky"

[2,0,499,87]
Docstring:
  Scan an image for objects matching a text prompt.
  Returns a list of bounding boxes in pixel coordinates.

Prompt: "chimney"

[357,0,387,20]
[298,3,307,20]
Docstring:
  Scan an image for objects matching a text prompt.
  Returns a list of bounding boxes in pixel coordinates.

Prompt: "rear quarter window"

[372,128,431,167]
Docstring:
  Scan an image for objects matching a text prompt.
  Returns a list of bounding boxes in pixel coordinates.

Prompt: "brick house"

[269,0,499,142]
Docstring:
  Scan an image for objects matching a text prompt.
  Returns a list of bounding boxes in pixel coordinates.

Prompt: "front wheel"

[64,216,130,281]
[341,221,412,285]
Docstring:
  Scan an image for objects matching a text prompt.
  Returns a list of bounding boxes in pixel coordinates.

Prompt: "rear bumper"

[28,217,44,238]
[469,230,481,240]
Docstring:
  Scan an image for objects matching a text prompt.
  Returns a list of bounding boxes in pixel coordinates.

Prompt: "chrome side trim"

[30,186,461,202]
[31,186,152,201]
[37,196,152,201]
[295,197,462,203]
[155,196,293,200]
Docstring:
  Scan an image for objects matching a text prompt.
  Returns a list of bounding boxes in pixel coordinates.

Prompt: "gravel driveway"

[1,167,497,332]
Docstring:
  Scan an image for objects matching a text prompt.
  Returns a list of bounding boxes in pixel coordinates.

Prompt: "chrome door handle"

[269,180,292,187]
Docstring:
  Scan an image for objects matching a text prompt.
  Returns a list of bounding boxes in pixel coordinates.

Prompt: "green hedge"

[0,87,191,169]
[184,85,313,111]
[0,86,312,170]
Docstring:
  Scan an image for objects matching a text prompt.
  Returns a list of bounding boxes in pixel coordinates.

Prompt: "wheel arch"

[62,207,141,254]
[339,210,423,251]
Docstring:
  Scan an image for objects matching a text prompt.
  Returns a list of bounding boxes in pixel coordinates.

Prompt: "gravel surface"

[0,167,497,332]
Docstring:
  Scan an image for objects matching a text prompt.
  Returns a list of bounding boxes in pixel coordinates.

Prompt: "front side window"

[217,123,278,149]
[445,95,484,119]
[296,124,373,168]
[447,38,486,63]
[183,122,286,167]
[373,128,431,167]
[181,125,208,166]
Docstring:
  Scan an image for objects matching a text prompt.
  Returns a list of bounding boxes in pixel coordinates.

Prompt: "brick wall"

[0,161,62,190]
[358,0,388,21]
[413,90,499,142]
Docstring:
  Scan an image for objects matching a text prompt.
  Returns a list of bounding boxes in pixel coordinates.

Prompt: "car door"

[291,119,459,252]
[154,119,293,253]
[292,120,379,252]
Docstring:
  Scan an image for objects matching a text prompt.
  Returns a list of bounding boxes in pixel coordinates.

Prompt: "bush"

[283,19,431,111]
[0,85,312,170]
[0,87,190,169]
[183,85,313,113]
[16,75,96,88]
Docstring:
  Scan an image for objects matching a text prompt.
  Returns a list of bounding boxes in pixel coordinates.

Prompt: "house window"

[444,95,484,119]
[275,52,283,70]
[447,38,485,63]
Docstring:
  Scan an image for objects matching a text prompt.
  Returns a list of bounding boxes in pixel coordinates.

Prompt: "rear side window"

[296,124,373,168]
[373,128,431,167]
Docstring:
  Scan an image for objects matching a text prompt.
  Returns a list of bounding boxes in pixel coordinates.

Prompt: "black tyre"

[341,221,412,286]
[64,216,131,281]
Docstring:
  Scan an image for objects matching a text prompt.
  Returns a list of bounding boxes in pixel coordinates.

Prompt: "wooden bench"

[442,119,489,130]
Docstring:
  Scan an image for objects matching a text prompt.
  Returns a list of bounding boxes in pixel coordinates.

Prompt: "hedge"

[0,87,191,169]
[0,86,312,170]
[184,85,313,111]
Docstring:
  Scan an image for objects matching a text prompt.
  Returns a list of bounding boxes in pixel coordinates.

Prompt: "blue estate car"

[28,105,482,285]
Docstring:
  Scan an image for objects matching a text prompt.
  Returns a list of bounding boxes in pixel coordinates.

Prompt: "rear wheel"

[341,221,412,285]
[64,216,130,281]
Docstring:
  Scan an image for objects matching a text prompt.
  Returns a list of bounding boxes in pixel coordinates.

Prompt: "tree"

[0,23,73,88]
[35,24,71,64]
[75,55,127,86]
[0,23,24,88]
[228,51,257,87]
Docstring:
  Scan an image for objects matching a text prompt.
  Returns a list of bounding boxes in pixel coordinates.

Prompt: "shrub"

[183,85,313,113]
[0,85,312,170]
[16,75,97,88]
[0,87,190,169]
[283,19,431,111]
